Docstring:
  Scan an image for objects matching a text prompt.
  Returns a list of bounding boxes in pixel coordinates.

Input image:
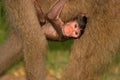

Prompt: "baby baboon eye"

[74,24,78,28]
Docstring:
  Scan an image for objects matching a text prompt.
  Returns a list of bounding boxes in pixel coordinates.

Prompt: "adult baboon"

[0,0,120,80]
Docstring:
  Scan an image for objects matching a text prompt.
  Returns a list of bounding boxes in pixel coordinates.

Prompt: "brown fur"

[0,33,22,74]
[63,0,120,80]
[0,0,120,80]
[2,0,47,80]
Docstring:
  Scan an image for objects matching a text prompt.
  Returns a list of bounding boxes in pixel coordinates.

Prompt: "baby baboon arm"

[47,0,66,26]
[46,0,67,40]
[34,0,67,41]
[33,0,46,25]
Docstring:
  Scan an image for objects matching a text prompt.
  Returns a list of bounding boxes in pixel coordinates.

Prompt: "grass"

[0,0,8,44]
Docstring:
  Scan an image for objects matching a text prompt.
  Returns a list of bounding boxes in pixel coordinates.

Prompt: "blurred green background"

[0,0,120,80]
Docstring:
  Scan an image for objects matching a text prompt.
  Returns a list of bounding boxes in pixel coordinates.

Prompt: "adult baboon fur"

[1,0,47,80]
[63,0,120,80]
[0,0,120,80]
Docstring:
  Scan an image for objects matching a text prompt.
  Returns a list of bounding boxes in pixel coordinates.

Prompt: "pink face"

[62,20,81,38]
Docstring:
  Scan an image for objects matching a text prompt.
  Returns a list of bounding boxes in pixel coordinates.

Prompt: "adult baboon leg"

[63,0,120,80]
[4,0,47,80]
[0,33,22,75]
